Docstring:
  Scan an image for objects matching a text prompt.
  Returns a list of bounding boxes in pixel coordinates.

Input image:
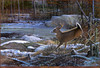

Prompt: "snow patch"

[92,42,100,46]
[61,44,85,49]
[35,45,49,52]
[1,37,9,40]
[84,57,100,66]
[27,46,35,49]
[0,40,30,46]
[0,49,34,57]
[21,35,42,42]
[35,45,57,52]
[35,43,85,52]
[76,46,89,52]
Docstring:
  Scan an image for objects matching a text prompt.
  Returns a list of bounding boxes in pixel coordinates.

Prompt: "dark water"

[1,25,53,39]
[1,23,67,39]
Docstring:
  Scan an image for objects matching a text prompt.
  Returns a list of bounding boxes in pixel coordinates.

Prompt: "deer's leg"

[56,42,63,50]
[64,42,67,50]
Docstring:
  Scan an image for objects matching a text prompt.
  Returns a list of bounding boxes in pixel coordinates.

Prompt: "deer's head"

[52,23,64,33]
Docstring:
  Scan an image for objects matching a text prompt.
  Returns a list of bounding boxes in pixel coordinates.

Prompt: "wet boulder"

[47,15,86,29]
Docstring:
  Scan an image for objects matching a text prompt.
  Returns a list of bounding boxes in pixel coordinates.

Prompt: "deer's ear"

[56,27,59,29]
[57,26,61,29]
[59,23,64,28]
[57,23,64,29]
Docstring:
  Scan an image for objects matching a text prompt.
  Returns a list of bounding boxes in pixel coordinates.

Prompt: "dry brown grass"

[41,46,72,56]
[0,52,8,65]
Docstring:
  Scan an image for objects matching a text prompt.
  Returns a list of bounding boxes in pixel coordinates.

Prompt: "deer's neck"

[56,30,62,40]
[74,28,82,38]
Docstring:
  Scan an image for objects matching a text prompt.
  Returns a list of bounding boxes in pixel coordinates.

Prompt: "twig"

[71,55,91,60]
[76,0,89,21]
[42,54,69,65]
[85,32,95,45]
[10,58,33,66]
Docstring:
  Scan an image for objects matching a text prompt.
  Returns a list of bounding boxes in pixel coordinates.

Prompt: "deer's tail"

[76,22,83,34]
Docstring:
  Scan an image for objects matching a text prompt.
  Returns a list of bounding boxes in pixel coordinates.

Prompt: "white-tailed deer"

[52,22,83,49]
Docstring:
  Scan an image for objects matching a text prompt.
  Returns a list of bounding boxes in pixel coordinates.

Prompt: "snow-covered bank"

[35,44,85,52]
[0,49,34,57]
[0,40,30,46]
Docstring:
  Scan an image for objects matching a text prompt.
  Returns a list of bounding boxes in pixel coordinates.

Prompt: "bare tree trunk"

[93,0,99,57]
[42,0,45,13]
[22,0,24,13]
[14,0,16,14]
[89,13,93,56]
[2,0,4,15]
[56,1,58,15]
[11,0,13,20]
[33,0,36,17]
[0,1,2,23]
[92,0,95,19]
[18,0,20,21]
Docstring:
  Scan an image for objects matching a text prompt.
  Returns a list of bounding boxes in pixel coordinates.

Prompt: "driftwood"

[10,58,33,66]
[71,55,91,60]
[1,56,33,66]
[40,54,69,66]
